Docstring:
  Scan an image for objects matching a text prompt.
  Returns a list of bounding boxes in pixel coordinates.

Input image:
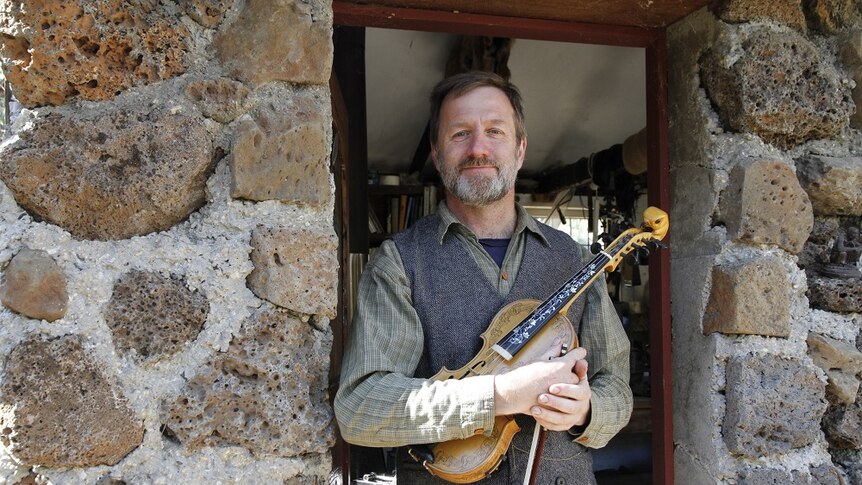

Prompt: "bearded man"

[335,71,632,484]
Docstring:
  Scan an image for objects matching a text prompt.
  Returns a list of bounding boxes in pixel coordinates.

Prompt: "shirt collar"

[434,200,550,246]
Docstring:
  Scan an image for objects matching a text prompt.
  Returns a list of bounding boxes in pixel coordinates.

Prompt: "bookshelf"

[367,181,438,246]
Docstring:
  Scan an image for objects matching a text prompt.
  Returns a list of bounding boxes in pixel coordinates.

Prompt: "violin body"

[423,299,579,483]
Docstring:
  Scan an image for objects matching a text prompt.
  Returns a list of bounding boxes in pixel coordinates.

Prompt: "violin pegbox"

[602,207,669,273]
[642,206,669,240]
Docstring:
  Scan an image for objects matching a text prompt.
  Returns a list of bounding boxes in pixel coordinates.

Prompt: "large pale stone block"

[215,0,333,86]
[230,91,331,205]
[723,354,826,457]
[740,465,843,485]
[162,308,335,462]
[0,248,68,322]
[808,333,862,404]
[105,270,209,363]
[703,257,791,337]
[670,165,723,256]
[711,0,807,31]
[718,159,813,254]
[0,1,189,107]
[797,155,862,216]
[0,108,215,241]
[247,225,338,318]
[700,26,853,149]
[0,337,143,467]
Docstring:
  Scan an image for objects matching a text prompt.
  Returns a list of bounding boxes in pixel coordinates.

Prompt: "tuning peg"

[649,240,668,250]
[590,242,603,254]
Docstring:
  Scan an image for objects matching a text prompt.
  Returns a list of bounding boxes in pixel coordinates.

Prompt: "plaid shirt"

[335,202,632,449]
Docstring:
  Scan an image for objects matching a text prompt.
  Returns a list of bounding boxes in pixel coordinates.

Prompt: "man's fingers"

[574,359,588,380]
[545,382,590,404]
[531,407,571,431]
[562,346,587,362]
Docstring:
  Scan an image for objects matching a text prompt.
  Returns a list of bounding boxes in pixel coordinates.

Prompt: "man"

[335,71,632,484]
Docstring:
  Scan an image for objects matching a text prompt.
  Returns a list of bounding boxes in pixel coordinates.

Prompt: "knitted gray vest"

[392,213,597,485]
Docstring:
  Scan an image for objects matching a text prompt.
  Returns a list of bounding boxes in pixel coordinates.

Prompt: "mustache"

[458,157,499,170]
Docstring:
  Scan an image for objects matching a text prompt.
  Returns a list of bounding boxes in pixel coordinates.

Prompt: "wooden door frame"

[332,3,673,483]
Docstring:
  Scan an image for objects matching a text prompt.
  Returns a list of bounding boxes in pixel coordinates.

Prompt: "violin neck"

[490,250,613,360]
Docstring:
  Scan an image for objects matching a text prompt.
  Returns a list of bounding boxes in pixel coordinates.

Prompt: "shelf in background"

[367,184,425,196]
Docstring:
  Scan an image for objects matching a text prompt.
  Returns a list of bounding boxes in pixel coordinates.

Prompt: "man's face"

[431,86,526,207]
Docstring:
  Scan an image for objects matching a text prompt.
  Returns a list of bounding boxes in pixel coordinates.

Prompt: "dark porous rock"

[0,1,189,107]
[806,0,862,34]
[840,30,862,69]
[215,0,333,86]
[723,354,826,457]
[0,108,215,241]
[185,78,250,123]
[808,276,862,313]
[823,391,862,450]
[840,31,862,129]
[162,308,335,459]
[799,217,841,274]
[838,457,862,484]
[229,90,331,205]
[247,225,338,318]
[105,270,209,363]
[0,336,144,467]
[0,248,68,322]
[810,464,846,485]
[717,159,813,254]
[700,26,853,149]
[703,256,791,337]
[712,0,807,31]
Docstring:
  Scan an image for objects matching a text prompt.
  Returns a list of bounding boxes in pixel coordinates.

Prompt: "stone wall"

[0,1,337,483]
[670,2,862,483]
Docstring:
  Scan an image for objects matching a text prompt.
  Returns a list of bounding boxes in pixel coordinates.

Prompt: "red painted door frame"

[332,3,673,483]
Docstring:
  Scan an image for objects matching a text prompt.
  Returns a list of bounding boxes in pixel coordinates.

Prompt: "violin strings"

[460,234,638,379]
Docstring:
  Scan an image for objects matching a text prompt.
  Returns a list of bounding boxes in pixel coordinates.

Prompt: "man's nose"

[467,133,491,159]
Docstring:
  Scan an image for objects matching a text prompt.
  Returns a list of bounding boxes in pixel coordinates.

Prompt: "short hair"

[428,71,526,147]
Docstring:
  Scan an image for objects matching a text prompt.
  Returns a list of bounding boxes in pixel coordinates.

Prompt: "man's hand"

[531,357,591,431]
[493,340,590,426]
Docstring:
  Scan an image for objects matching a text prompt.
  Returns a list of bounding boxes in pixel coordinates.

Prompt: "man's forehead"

[440,87,516,121]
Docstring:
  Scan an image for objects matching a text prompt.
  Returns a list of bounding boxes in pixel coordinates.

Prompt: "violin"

[412,207,669,483]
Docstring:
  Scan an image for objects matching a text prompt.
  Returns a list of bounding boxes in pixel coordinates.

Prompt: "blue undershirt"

[479,238,510,268]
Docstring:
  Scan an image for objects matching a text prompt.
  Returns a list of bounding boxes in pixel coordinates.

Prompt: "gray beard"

[439,156,518,207]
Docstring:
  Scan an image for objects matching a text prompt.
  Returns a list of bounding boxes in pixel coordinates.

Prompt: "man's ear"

[516,136,527,170]
[430,143,440,169]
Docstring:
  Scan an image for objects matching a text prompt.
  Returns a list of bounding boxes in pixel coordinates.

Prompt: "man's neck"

[445,191,519,239]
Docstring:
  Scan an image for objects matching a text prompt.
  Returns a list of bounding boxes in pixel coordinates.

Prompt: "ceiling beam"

[334,0,711,30]
[333,2,665,48]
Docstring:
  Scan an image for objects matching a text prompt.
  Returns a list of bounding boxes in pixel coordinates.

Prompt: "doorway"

[330,4,674,483]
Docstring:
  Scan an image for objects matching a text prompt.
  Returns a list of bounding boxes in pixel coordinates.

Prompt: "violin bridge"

[490,344,513,360]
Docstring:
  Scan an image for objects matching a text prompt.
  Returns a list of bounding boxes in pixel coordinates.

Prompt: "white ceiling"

[365,27,647,177]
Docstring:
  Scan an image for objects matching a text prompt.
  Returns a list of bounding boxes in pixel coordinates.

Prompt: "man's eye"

[488,129,504,135]
[453,131,469,139]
